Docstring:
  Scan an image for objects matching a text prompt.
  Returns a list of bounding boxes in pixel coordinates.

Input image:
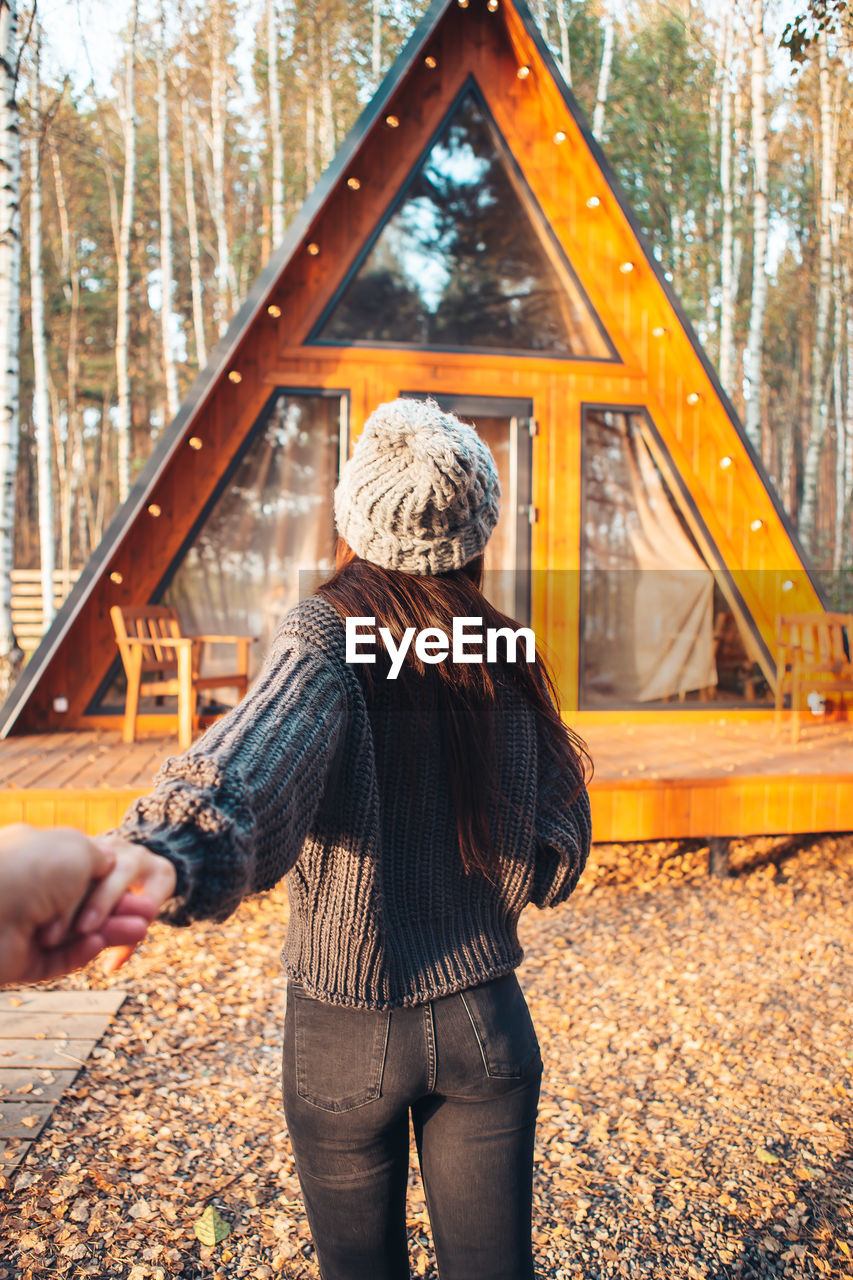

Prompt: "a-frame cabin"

[0,0,823,749]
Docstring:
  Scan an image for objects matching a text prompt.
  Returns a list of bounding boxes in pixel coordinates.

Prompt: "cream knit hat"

[333,398,501,575]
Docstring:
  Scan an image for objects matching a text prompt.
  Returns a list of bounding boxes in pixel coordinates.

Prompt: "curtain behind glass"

[580,409,717,707]
[161,392,340,692]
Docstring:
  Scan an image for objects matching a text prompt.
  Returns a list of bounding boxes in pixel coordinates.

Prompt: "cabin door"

[400,393,534,623]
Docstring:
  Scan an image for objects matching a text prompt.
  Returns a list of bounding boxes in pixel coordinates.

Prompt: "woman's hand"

[0,825,157,985]
[67,834,178,975]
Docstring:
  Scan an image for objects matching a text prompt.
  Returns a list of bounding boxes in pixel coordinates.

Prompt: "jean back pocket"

[292,989,391,1113]
[459,972,541,1079]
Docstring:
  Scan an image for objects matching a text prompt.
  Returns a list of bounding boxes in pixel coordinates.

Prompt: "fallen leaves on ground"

[0,833,850,1279]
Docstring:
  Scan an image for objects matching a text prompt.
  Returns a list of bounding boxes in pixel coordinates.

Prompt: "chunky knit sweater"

[118,595,592,1010]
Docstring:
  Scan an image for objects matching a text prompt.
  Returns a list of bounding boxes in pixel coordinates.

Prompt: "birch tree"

[157,0,179,422]
[743,0,769,453]
[372,0,381,87]
[210,0,231,336]
[592,4,615,140]
[28,25,54,627]
[554,1,572,87]
[718,4,736,395]
[800,31,835,547]
[267,0,285,246]
[181,86,207,366]
[0,0,23,693]
[115,0,139,503]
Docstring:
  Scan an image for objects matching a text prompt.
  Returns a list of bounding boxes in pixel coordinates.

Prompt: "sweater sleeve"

[115,624,347,926]
[529,722,592,910]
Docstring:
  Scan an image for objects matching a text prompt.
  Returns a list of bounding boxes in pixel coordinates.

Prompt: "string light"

[267,304,281,317]
[228,370,242,383]
[517,65,531,79]
[110,571,124,585]
[782,579,795,592]
[307,242,320,255]
[553,131,566,144]
[424,55,437,68]
[147,503,162,517]
[586,196,600,209]
[487,0,499,10]
[189,436,203,450]
[750,519,764,532]
[347,176,361,190]
[619,261,634,274]
[385,114,400,128]
[686,392,700,406]
[651,326,667,337]
[719,455,733,470]
[458,0,469,7]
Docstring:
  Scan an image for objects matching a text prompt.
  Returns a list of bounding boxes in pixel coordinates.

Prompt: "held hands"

[0,825,177,986]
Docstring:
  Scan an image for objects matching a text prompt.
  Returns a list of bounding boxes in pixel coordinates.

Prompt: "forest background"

[0,0,851,684]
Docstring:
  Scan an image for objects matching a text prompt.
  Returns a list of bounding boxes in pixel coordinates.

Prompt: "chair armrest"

[123,635,193,649]
[186,634,259,644]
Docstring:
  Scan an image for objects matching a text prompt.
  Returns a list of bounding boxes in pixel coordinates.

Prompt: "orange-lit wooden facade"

[0,0,823,748]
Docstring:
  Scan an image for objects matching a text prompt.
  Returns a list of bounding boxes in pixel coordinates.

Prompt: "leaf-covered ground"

[0,835,851,1280]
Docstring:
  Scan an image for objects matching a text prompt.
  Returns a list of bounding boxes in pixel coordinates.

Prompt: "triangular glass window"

[313,86,616,359]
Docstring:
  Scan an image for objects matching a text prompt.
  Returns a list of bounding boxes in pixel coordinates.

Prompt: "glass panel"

[316,89,612,358]
[579,409,772,709]
[94,392,340,713]
[476,416,519,619]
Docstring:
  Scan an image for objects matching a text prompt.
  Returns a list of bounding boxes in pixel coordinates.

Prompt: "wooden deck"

[2,717,853,842]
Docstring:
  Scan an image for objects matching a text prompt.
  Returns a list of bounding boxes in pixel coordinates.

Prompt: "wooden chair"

[775,612,853,742]
[110,605,255,750]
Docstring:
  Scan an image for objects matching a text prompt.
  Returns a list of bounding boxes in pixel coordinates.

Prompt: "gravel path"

[0,835,850,1280]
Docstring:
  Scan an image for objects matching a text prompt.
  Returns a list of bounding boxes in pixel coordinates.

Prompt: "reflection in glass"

[95,393,340,712]
[316,89,612,358]
[580,410,770,708]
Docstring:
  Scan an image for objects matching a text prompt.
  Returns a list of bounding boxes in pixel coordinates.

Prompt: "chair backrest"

[776,612,852,667]
[110,605,184,676]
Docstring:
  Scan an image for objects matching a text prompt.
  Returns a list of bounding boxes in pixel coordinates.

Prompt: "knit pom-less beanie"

[333,398,501,574]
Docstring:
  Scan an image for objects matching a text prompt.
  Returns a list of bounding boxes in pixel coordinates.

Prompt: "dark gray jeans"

[281,971,543,1280]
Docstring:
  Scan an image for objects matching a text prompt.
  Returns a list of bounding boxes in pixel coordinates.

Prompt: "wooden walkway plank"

[0,1039,99,1069]
[0,1069,79,1100]
[0,1012,114,1039]
[0,989,126,1014]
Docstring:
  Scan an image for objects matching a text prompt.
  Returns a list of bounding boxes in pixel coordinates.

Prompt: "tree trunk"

[372,0,381,88]
[49,138,83,570]
[28,27,55,628]
[305,23,317,190]
[319,25,335,170]
[744,0,769,453]
[157,0,179,423]
[180,88,207,368]
[593,7,615,141]
[554,1,572,87]
[115,0,139,505]
[267,0,285,246]
[0,0,23,692]
[800,32,835,549]
[210,0,231,336]
[718,3,736,395]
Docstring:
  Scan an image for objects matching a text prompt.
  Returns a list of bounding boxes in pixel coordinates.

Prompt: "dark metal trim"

[307,76,619,364]
[84,387,349,718]
[577,402,775,711]
[509,0,824,603]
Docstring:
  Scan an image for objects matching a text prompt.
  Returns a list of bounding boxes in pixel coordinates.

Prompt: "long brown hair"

[317,539,591,881]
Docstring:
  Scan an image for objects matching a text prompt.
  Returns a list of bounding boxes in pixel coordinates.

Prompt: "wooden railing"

[10,569,81,654]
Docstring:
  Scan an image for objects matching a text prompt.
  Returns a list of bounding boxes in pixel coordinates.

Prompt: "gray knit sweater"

[118,595,592,1010]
